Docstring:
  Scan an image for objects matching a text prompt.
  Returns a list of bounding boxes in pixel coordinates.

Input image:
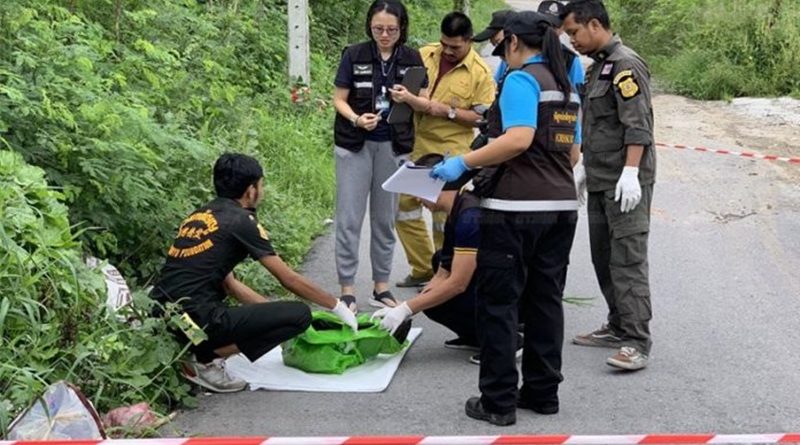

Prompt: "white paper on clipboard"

[381,162,445,203]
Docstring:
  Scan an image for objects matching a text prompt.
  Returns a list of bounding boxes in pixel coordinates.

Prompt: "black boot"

[465,397,516,426]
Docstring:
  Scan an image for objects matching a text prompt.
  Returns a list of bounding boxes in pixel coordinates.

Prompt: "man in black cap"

[539,1,567,27]
[473,9,513,46]
[473,10,513,84]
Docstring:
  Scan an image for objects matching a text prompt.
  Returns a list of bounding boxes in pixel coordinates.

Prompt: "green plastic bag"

[282,311,409,374]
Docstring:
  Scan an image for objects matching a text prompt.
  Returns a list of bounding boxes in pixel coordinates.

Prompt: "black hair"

[213,153,264,199]
[441,11,473,39]
[514,21,572,101]
[365,0,409,46]
[562,0,611,30]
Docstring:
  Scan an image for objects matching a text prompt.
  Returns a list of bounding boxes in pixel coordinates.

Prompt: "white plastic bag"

[7,381,105,440]
[86,256,132,312]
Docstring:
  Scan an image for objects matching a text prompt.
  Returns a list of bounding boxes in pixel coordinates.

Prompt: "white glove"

[370,302,413,335]
[573,160,587,206]
[614,166,642,213]
[331,300,358,332]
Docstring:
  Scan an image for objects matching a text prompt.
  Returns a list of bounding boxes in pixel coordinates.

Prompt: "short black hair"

[365,0,409,46]
[213,153,263,199]
[562,0,611,30]
[441,11,473,39]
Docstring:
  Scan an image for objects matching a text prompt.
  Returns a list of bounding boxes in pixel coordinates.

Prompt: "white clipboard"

[381,162,445,202]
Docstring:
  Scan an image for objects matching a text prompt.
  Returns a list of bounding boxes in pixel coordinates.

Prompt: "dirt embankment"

[654,94,800,179]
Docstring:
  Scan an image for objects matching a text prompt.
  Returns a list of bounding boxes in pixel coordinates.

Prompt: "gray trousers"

[334,140,404,286]
[587,185,653,353]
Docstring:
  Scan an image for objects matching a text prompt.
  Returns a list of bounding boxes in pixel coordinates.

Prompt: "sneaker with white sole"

[181,357,248,393]
[606,346,648,371]
[572,324,624,348]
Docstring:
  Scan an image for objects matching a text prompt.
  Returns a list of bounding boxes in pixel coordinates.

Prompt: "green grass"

[605,0,800,99]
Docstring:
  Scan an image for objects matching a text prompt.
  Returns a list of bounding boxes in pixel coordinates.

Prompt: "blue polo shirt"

[499,54,582,143]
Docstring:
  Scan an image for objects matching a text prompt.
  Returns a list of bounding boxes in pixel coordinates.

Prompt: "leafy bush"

[605,0,800,99]
[0,151,190,435]
[0,0,504,435]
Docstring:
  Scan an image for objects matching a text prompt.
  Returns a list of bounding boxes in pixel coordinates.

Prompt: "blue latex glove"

[430,156,469,182]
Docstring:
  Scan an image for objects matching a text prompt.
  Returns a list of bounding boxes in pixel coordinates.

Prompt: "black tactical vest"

[333,41,424,155]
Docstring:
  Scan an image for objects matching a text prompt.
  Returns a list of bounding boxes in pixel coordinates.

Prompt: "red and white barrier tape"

[656,142,800,165]
[3,435,800,445]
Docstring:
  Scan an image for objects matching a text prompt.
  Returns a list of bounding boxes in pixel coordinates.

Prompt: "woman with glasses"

[332,0,429,313]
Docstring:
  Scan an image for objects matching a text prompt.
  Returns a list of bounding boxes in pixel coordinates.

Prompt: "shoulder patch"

[613,69,633,85]
[257,223,270,240]
[615,71,640,101]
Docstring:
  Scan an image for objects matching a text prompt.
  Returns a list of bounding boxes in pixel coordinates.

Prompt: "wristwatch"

[350,114,360,127]
[447,106,457,120]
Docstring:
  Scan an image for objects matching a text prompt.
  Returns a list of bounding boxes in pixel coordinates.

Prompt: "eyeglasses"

[371,26,400,36]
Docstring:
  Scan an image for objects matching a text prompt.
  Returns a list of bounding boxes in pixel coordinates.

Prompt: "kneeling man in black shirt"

[151,153,357,393]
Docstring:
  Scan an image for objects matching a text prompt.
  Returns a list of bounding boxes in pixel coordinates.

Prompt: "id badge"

[176,312,207,346]
[375,86,390,116]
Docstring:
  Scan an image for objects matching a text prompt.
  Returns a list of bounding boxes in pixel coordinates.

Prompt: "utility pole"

[288,0,310,86]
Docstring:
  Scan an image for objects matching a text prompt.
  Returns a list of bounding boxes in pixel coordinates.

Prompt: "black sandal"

[370,290,397,308]
[340,294,358,314]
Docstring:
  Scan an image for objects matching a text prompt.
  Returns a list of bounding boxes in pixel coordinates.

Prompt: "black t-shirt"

[151,197,276,320]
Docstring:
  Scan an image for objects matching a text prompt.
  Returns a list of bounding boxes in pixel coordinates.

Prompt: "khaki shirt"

[582,35,656,192]
[412,44,495,160]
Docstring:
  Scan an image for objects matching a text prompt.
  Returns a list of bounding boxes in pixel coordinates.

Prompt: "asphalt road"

[165,0,800,437]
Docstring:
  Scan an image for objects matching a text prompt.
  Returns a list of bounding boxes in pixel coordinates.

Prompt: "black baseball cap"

[415,154,478,192]
[491,11,554,57]
[538,1,566,27]
[472,10,513,42]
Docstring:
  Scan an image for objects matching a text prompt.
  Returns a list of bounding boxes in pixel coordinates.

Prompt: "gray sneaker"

[182,358,248,393]
[606,346,648,371]
[572,324,624,348]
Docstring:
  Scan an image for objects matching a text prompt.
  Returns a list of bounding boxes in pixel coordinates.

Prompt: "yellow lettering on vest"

[555,133,575,145]
[553,111,578,124]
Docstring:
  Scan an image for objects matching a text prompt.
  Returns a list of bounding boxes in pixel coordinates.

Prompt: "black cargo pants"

[476,209,578,414]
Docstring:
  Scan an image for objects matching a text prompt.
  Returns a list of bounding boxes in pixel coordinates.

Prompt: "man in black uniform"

[151,153,357,393]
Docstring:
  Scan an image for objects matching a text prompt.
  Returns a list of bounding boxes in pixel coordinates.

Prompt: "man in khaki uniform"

[562,0,656,371]
[395,12,495,287]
